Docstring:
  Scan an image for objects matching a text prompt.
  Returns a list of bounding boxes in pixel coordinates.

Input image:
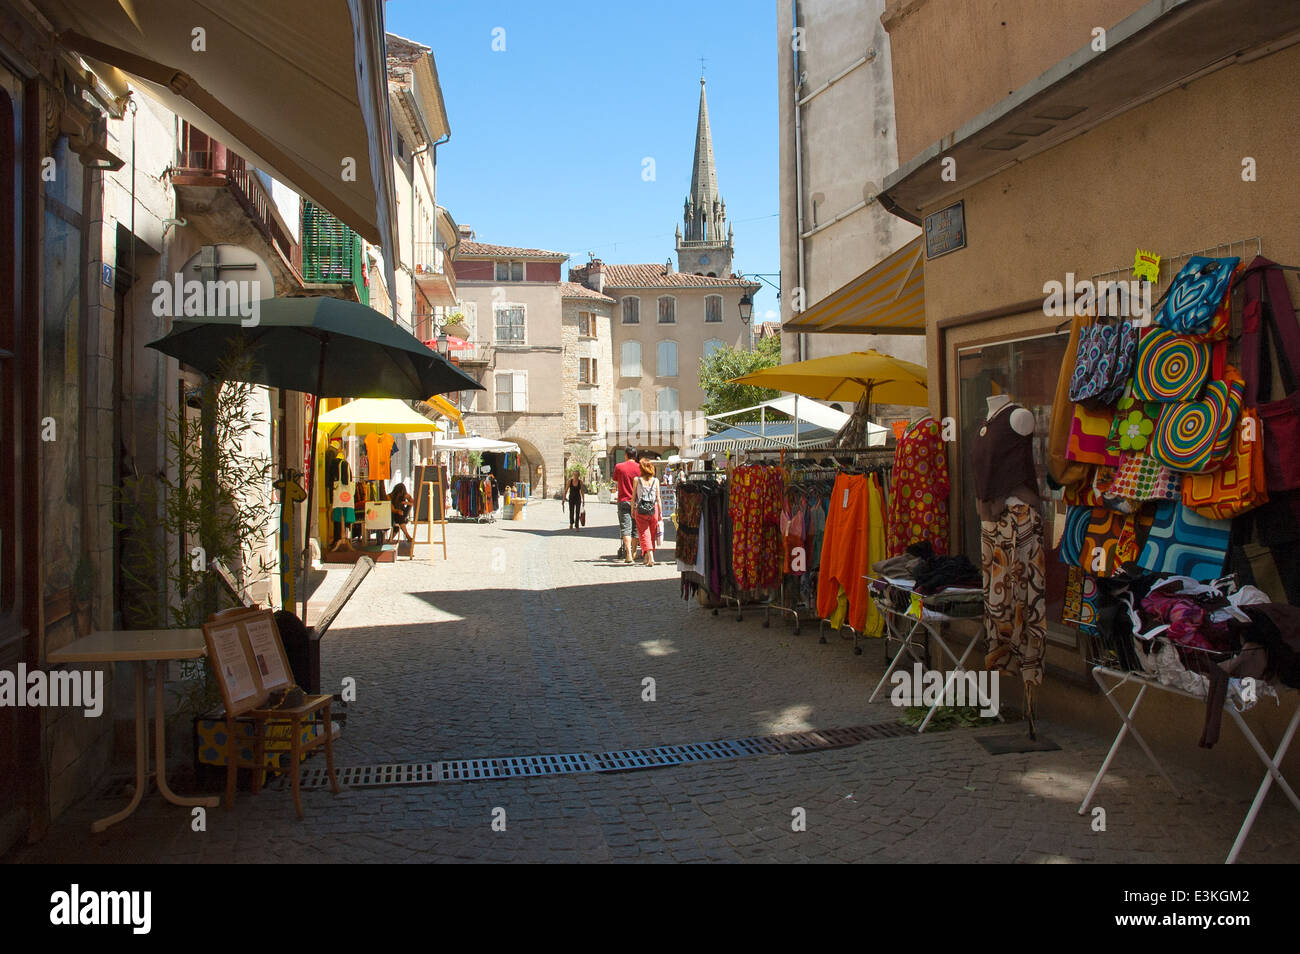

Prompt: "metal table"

[48,629,220,831]
[1078,664,1300,864]
[865,576,987,733]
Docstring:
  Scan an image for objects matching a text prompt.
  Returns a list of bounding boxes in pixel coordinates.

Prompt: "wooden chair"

[202,607,340,819]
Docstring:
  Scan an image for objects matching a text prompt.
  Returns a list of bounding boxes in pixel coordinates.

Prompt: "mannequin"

[971,388,1045,735]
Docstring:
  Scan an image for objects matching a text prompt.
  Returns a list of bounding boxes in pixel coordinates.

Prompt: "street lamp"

[738,293,754,324]
[435,329,449,358]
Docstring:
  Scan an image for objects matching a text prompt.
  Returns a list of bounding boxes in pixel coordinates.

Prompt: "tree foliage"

[698,333,784,417]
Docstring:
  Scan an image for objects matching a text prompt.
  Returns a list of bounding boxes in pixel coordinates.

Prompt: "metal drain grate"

[440,753,594,781]
[298,722,915,789]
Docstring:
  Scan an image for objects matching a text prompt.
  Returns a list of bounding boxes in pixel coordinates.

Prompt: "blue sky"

[385,0,782,321]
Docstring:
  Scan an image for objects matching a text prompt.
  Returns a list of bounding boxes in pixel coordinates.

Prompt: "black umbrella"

[147,296,483,616]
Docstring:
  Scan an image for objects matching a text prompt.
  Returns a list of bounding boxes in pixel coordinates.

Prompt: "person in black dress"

[567,472,584,530]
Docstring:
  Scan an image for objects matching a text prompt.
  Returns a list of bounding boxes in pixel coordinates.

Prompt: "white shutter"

[495,373,512,411]
[513,371,528,412]
[621,341,641,378]
[658,341,677,377]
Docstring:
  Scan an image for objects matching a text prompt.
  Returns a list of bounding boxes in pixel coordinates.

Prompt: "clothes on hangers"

[364,433,397,481]
[816,472,886,635]
[888,416,950,557]
[729,465,785,591]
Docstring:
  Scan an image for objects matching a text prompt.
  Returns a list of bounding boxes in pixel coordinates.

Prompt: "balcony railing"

[173,142,301,275]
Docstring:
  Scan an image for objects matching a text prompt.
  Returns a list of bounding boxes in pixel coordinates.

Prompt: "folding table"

[48,629,220,832]
[1077,663,1300,863]
[865,577,987,733]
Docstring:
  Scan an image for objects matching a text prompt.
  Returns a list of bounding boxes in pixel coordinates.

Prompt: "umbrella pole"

[299,344,327,620]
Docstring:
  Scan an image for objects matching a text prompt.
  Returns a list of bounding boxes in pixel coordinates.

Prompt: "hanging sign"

[924,201,966,259]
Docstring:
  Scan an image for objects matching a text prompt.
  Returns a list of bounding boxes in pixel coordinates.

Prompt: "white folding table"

[865,577,987,733]
[1077,664,1300,863]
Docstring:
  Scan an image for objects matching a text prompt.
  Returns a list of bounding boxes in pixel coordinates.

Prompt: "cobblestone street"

[13,500,1300,864]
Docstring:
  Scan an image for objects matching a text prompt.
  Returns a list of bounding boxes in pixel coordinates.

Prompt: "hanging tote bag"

[1107,382,1162,455]
[1138,500,1231,581]
[1066,402,1120,466]
[330,484,354,511]
[1133,328,1211,403]
[1107,452,1182,502]
[1068,319,1137,407]
[1239,255,1300,492]
[1049,315,1094,488]
[1182,408,1268,520]
[1155,255,1240,335]
[1150,372,1244,473]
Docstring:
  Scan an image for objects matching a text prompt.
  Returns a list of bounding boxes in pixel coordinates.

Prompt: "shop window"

[705,295,723,323]
[621,296,640,324]
[956,331,1071,640]
[621,341,641,378]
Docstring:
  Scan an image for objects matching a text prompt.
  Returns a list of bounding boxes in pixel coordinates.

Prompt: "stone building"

[453,240,615,495]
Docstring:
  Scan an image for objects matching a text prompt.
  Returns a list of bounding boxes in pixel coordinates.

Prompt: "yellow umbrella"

[317,398,444,438]
[730,349,928,406]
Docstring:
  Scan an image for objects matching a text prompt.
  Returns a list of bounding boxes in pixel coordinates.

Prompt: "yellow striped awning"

[784,236,925,334]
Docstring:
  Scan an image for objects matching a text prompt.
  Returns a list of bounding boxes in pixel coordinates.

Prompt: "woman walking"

[567,470,585,530]
[632,458,662,566]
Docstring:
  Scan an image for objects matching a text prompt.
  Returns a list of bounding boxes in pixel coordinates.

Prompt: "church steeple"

[676,76,733,276]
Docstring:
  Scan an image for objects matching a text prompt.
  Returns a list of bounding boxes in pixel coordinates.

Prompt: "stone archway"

[500,435,549,498]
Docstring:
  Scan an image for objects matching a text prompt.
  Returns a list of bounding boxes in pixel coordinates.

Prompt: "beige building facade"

[875,0,1300,778]
[776,0,924,374]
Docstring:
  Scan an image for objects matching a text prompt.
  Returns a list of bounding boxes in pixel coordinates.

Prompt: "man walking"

[614,447,641,564]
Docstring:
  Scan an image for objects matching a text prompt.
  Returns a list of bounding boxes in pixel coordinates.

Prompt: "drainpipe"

[792,0,808,362]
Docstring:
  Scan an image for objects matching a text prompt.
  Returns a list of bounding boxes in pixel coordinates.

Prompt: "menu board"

[207,624,258,705]
[244,615,290,691]
[202,608,297,716]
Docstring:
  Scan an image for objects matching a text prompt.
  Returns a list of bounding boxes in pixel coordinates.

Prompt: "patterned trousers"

[981,503,1046,687]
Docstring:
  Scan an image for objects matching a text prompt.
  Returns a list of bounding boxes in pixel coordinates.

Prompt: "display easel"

[415,472,448,562]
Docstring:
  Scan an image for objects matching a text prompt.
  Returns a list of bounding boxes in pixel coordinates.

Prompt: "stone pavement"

[11,498,1300,863]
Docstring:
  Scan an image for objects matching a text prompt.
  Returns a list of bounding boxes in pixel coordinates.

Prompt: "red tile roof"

[588,263,760,290]
[458,240,568,261]
[559,281,616,302]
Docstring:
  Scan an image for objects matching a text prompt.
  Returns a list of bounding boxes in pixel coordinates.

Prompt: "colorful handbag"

[1058,505,1091,566]
[1137,500,1230,581]
[1049,316,1094,488]
[1069,319,1137,407]
[1107,452,1182,502]
[1066,403,1120,467]
[1155,256,1239,335]
[1239,255,1300,492]
[1182,409,1267,520]
[1107,382,1162,455]
[1150,372,1244,473]
[1082,506,1149,577]
[1133,328,1210,403]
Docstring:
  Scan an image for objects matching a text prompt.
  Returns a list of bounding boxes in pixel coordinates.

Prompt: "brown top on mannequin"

[973,394,1040,522]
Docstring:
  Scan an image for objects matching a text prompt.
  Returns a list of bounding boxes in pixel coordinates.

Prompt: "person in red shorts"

[613,447,642,564]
